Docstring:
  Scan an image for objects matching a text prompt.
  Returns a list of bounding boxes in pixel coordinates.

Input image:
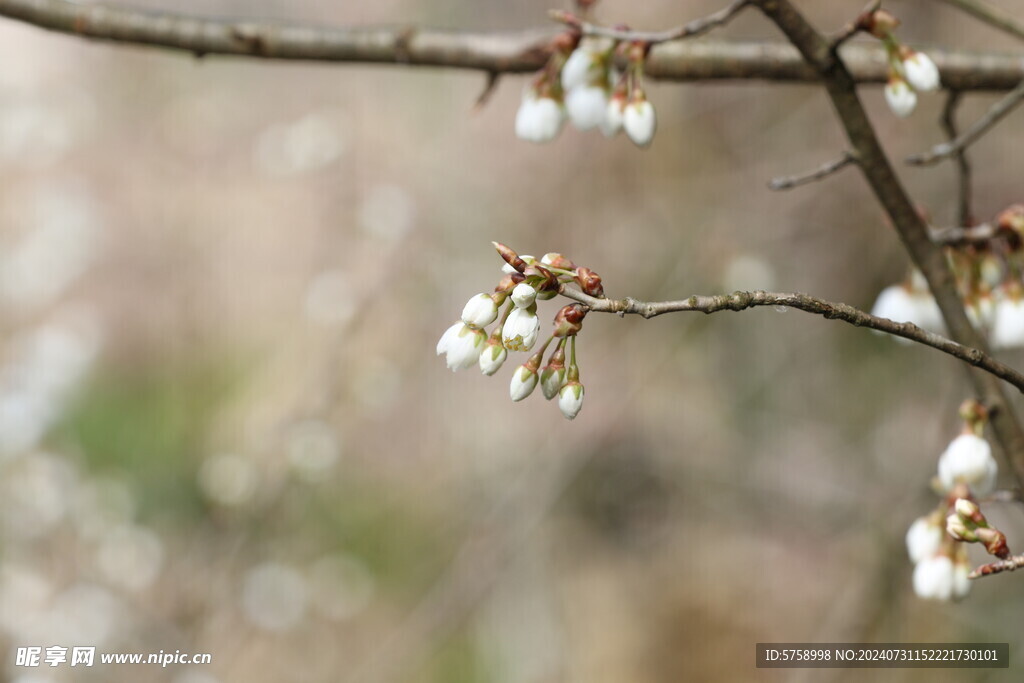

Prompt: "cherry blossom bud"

[938,433,997,496]
[461,293,499,328]
[575,267,604,297]
[991,294,1024,349]
[540,347,567,400]
[479,340,508,376]
[884,77,917,118]
[913,554,955,601]
[952,559,971,599]
[511,282,538,309]
[558,381,584,420]
[541,253,575,270]
[509,363,539,401]
[906,516,943,563]
[502,307,540,352]
[494,242,527,274]
[566,85,610,131]
[976,526,1011,558]
[623,97,656,147]
[954,498,980,521]
[561,46,601,92]
[864,8,900,38]
[515,93,565,143]
[946,513,973,542]
[553,303,587,337]
[602,93,626,137]
[902,51,940,92]
[436,323,486,372]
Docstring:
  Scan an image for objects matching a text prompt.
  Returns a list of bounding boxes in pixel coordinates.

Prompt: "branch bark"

[751,0,1024,487]
[0,0,1022,91]
[558,286,1024,394]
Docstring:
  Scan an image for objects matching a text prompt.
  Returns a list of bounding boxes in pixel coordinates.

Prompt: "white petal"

[885,80,917,118]
[623,100,656,147]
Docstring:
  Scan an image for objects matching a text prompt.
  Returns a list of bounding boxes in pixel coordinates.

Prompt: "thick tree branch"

[559,286,1024,394]
[906,78,1024,166]
[751,0,1024,487]
[0,0,1022,90]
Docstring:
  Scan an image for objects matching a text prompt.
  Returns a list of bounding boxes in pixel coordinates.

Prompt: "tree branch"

[558,286,1024,394]
[750,0,1024,487]
[0,0,1022,90]
[767,151,857,190]
[906,78,1024,166]
[939,91,974,226]
[933,0,1024,42]
[549,0,750,45]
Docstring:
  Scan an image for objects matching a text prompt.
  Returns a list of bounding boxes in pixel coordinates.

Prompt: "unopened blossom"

[952,559,971,599]
[515,94,564,143]
[509,364,539,401]
[870,284,945,338]
[561,45,602,91]
[885,77,917,118]
[902,51,940,92]
[558,381,584,420]
[565,85,610,131]
[602,94,625,137]
[623,98,656,147]
[937,433,997,496]
[511,282,538,309]
[912,554,955,600]
[905,516,943,564]
[502,307,540,352]
[461,293,498,329]
[991,295,1024,349]
[479,341,508,376]
[502,254,535,275]
[436,323,486,372]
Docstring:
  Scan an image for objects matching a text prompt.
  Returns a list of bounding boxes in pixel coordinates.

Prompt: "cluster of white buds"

[904,400,1009,601]
[438,243,601,420]
[862,9,940,117]
[871,205,1024,349]
[515,24,656,148]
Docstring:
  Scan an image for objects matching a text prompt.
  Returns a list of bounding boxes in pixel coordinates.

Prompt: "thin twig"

[751,0,1024,488]
[940,91,974,226]
[767,152,858,190]
[0,0,1020,89]
[558,286,1024,394]
[549,0,750,45]
[933,0,1024,42]
[930,221,996,245]
[907,78,1024,166]
[970,553,1024,579]
[472,70,501,111]
[828,0,881,50]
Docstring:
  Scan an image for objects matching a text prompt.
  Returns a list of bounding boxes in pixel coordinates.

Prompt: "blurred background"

[0,0,1023,681]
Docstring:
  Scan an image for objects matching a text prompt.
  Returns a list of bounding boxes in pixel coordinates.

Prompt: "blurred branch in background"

[932,0,1024,41]
[0,0,1022,90]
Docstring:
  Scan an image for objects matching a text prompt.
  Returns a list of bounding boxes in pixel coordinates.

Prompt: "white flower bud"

[502,307,540,352]
[479,342,508,376]
[438,323,486,372]
[991,296,1024,349]
[946,513,970,541]
[623,99,656,147]
[511,283,537,309]
[952,560,971,599]
[558,382,584,420]
[540,366,567,400]
[870,284,945,339]
[885,78,917,118]
[561,47,600,91]
[913,554,955,601]
[938,433,997,496]
[954,497,979,519]
[566,85,610,131]
[509,364,538,401]
[601,95,625,137]
[461,293,498,328]
[515,94,564,144]
[903,51,940,92]
[905,516,943,564]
